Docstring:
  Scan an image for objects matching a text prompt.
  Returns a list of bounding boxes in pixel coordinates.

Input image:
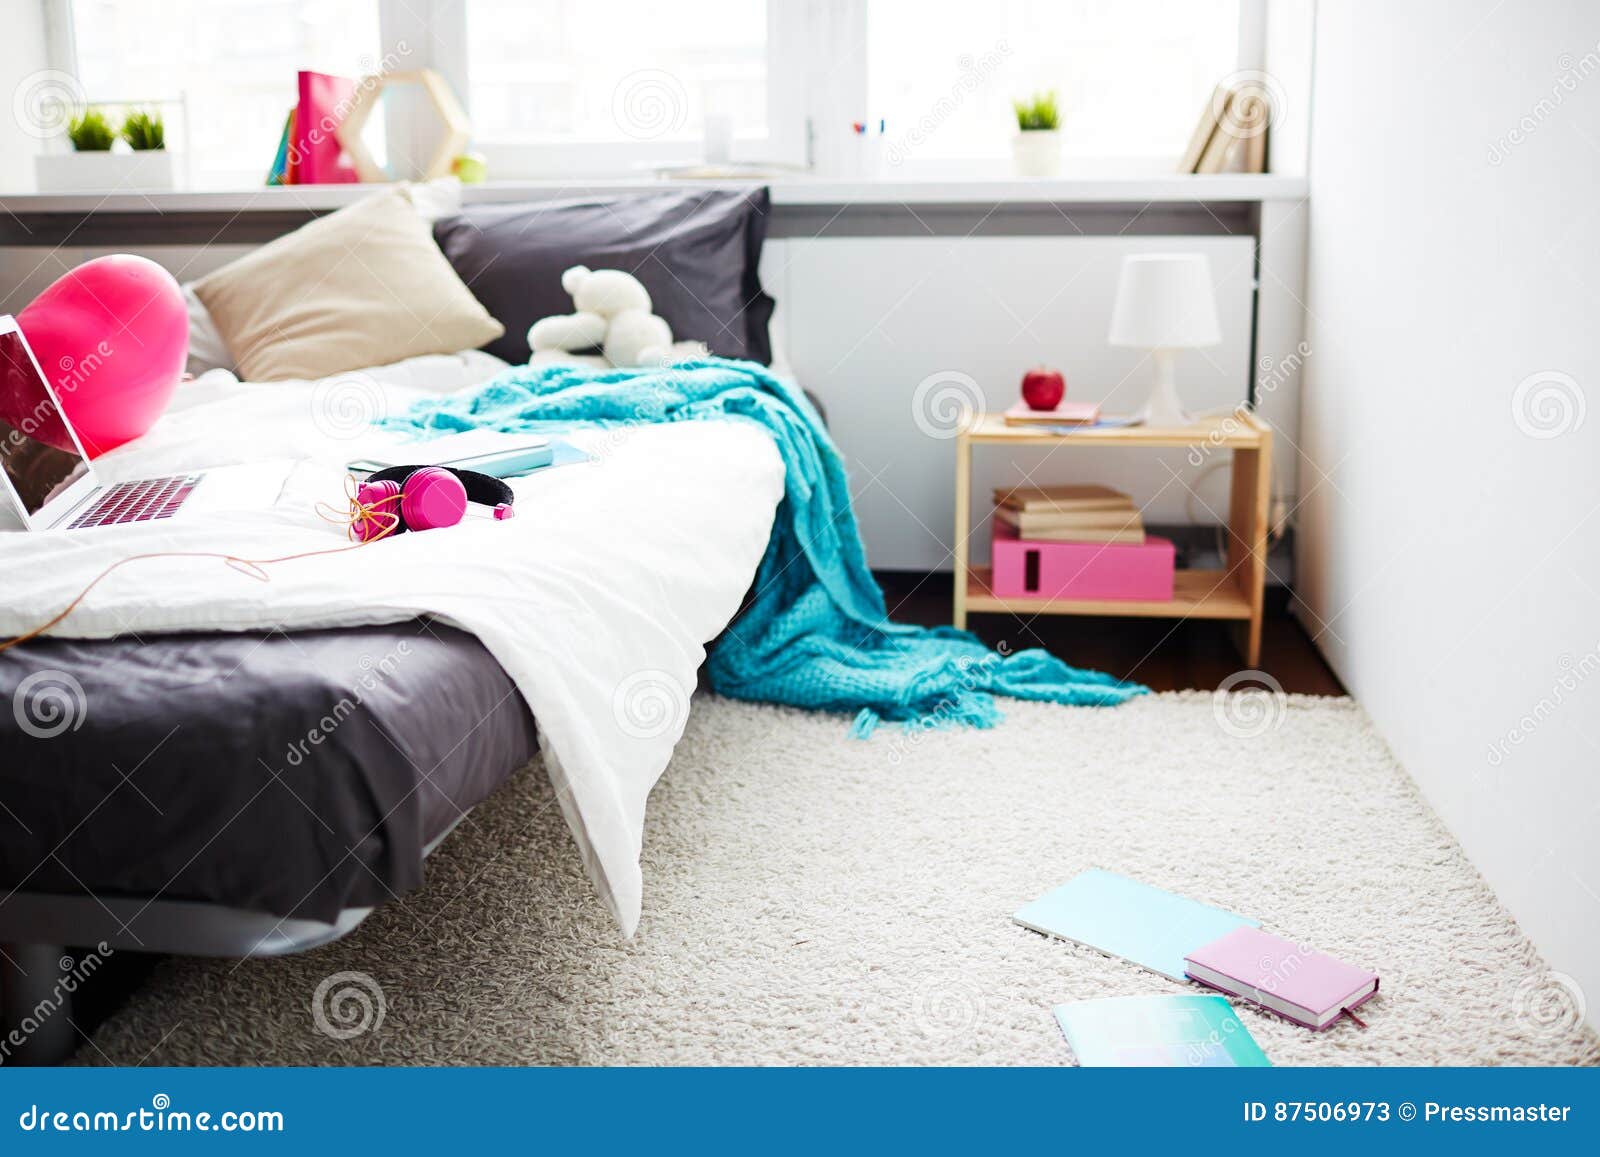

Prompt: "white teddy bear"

[527,265,705,368]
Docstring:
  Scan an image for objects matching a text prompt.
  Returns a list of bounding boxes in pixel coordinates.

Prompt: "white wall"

[1297,0,1600,1023]
[782,234,1259,570]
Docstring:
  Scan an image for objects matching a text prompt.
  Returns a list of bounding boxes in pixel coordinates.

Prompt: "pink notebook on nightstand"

[1184,927,1379,1031]
[1003,400,1101,426]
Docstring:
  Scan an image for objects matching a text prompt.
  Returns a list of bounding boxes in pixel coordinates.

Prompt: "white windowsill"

[0,173,1307,215]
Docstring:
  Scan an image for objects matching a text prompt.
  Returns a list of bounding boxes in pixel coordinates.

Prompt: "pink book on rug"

[1184,926,1379,1031]
[293,71,360,184]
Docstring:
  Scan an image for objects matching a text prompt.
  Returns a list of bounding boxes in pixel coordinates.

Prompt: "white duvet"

[0,351,786,936]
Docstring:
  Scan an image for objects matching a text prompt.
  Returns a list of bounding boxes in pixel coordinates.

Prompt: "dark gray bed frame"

[0,815,466,1065]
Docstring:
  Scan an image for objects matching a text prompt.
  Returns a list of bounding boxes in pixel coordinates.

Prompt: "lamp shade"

[1107,253,1222,349]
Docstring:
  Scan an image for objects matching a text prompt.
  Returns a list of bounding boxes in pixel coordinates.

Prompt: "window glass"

[465,0,768,143]
[868,0,1240,164]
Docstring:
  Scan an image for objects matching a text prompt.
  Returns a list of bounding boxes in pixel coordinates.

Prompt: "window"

[466,0,766,145]
[62,0,382,187]
[46,0,1253,187]
[457,0,801,175]
[456,0,1243,177]
[868,0,1242,171]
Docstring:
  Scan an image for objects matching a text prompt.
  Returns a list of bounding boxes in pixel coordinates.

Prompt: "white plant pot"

[1011,130,1062,177]
[34,150,174,193]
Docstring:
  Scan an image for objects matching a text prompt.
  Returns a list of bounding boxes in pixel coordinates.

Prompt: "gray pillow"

[433,187,774,366]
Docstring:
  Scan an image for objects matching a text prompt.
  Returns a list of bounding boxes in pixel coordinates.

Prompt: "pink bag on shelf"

[292,71,360,184]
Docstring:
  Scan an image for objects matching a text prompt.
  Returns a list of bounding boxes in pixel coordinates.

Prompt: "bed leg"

[1,943,78,1066]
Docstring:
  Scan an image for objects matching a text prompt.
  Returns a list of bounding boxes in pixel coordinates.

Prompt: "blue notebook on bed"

[1012,869,1257,981]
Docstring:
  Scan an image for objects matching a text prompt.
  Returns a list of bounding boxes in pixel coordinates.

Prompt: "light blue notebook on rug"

[1054,994,1272,1067]
[1013,869,1257,981]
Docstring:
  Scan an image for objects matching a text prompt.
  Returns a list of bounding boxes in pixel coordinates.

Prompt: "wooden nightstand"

[953,410,1273,666]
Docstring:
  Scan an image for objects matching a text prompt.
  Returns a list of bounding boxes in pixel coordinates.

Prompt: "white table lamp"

[1107,253,1222,426]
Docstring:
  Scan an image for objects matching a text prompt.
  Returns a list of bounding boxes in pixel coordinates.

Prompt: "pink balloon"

[7,255,187,458]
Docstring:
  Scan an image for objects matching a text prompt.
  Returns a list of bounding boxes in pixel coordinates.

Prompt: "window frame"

[48,0,1266,184]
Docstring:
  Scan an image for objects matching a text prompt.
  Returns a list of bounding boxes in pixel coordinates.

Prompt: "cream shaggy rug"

[83,692,1598,1066]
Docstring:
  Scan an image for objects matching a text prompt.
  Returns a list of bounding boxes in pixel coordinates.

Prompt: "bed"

[0,347,798,1063]
[0,620,536,928]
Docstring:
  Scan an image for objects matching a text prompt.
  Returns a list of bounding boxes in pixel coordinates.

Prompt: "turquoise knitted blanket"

[382,358,1145,733]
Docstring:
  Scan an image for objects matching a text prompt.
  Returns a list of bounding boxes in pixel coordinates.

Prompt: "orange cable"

[0,476,401,656]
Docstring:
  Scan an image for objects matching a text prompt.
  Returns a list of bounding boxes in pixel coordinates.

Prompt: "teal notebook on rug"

[1013,869,1257,981]
[1054,994,1271,1067]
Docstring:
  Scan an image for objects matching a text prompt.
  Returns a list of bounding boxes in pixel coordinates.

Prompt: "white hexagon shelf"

[335,68,470,182]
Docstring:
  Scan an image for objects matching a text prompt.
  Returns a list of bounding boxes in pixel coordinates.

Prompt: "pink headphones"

[350,465,515,542]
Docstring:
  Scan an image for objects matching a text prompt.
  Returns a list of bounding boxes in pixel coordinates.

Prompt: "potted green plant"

[35,104,174,192]
[121,108,166,151]
[69,108,117,151]
[1011,91,1062,177]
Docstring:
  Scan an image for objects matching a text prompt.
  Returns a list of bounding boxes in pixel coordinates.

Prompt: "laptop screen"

[0,327,91,516]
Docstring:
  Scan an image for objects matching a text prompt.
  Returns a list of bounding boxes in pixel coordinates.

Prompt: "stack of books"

[991,484,1144,545]
[1177,80,1271,175]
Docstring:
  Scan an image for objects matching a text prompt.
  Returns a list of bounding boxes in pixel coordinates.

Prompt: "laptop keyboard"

[67,474,204,529]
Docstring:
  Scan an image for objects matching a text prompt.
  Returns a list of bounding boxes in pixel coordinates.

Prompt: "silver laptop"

[0,314,291,531]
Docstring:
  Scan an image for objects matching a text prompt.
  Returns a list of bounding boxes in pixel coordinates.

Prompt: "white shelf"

[770,174,1306,205]
[0,174,1308,216]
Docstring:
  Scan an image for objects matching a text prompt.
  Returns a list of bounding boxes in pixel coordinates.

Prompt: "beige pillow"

[193,190,503,382]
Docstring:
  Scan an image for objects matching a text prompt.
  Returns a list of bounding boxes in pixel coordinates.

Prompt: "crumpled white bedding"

[0,351,786,935]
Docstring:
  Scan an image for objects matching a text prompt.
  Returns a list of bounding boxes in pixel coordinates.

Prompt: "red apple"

[1021,366,1066,411]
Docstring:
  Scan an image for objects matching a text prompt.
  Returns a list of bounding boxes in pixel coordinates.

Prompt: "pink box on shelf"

[989,521,1176,601]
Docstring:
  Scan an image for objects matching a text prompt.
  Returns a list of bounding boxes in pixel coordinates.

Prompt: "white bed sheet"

[0,354,786,935]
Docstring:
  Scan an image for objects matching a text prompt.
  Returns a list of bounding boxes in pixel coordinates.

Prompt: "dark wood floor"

[875,572,1345,695]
